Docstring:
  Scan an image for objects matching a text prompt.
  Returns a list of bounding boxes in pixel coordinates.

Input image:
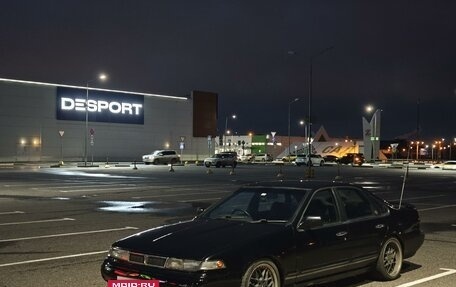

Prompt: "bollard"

[169,163,175,172]
[133,160,138,170]
[276,163,284,178]
[105,156,110,168]
[229,166,235,175]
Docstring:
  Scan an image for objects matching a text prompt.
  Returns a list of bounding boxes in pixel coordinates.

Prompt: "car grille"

[145,255,167,267]
[128,252,167,268]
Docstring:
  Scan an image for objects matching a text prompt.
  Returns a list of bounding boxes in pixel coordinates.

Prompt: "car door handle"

[375,224,385,229]
[336,231,348,237]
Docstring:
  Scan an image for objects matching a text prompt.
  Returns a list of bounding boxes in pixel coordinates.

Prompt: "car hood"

[114,218,286,260]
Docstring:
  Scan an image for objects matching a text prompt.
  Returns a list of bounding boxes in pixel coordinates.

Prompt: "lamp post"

[84,73,107,166]
[287,46,333,175]
[288,98,299,155]
[307,46,334,176]
[365,105,381,162]
[224,114,236,151]
[299,120,308,147]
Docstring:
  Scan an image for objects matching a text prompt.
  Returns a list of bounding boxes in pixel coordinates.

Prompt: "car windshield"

[202,187,308,223]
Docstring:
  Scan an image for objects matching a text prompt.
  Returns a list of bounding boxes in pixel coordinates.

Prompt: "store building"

[0,78,217,163]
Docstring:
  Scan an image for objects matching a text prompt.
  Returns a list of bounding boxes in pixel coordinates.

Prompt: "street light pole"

[84,73,107,166]
[307,46,334,176]
[288,98,299,156]
[224,114,236,152]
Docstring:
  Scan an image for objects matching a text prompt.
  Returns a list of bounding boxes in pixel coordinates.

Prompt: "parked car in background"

[281,154,297,162]
[442,160,456,170]
[254,153,273,162]
[338,153,365,166]
[204,153,237,168]
[238,154,254,162]
[323,155,339,164]
[142,150,180,165]
[101,180,424,287]
[294,154,325,166]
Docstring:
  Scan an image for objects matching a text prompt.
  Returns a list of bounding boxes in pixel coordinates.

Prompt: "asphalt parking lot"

[0,163,455,287]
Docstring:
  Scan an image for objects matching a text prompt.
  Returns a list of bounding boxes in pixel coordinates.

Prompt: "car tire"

[204,162,211,168]
[153,159,159,165]
[241,259,281,287]
[215,162,221,168]
[374,237,403,281]
[144,162,150,165]
[170,158,177,164]
[320,161,324,166]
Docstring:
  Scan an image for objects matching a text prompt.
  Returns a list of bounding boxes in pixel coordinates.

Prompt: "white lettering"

[109,102,122,114]
[87,99,98,112]
[98,100,109,112]
[132,104,143,115]
[74,99,86,111]
[60,97,143,116]
[122,103,133,114]
[61,98,74,110]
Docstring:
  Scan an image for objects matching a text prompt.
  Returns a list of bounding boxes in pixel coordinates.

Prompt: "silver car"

[142,150,180,165]
[204,153,237,168]
[294,154,325,166]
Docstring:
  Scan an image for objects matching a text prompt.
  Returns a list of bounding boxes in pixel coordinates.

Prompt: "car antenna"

[398,147,411,209]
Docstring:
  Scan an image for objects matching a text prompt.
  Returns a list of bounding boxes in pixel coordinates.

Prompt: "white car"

[442,160,456,170]
[142,150,180,165]
[294,154,325,166]
[254,153,273,162]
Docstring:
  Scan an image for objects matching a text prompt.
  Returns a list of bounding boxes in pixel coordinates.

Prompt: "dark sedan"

[101,180,424,287]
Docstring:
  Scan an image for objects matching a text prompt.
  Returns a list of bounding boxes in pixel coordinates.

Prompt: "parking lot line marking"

[59,186,142,192]
[418,204,456,212]
[0,226,138,242]
[396,268,456,287]
[0,250,108,268]
[0,211,24,215]
[0,217,74,226]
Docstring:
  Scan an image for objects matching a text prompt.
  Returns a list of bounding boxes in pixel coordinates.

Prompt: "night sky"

[1,1,455,141]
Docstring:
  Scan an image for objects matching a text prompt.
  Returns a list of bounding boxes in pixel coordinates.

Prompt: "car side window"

[304,189,338,224]
[336,187,374,220]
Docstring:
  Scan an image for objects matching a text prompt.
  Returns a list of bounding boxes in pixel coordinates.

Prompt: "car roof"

[244,180,358,191]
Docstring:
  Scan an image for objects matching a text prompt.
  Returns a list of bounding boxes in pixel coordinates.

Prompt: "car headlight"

[109,247,129,261]
[165,258,226,271]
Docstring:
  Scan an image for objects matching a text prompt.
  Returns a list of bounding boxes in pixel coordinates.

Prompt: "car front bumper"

[101,258,239,287]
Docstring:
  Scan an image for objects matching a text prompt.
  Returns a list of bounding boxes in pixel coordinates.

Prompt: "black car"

[101,180,424,287]
[338,153,365,166]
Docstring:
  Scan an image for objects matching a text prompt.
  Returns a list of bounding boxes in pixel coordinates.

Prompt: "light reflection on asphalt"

[44,170,145,179]
[98,201,196,215]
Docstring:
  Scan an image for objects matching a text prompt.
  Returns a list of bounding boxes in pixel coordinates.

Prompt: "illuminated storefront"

[0,78,216,162]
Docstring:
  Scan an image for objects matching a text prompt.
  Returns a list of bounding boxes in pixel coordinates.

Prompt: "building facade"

[0,78,217,163]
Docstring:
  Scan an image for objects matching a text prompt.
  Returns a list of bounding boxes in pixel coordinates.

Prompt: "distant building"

[0,78,217,162]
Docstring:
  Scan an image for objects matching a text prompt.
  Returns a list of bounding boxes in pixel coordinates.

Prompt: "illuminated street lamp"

[364,105,381,162]
[224,114,236,151]
[84,73,107,166]
[299,120,308,142]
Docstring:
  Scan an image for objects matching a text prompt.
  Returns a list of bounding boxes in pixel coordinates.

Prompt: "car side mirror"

[298,216,323,230]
